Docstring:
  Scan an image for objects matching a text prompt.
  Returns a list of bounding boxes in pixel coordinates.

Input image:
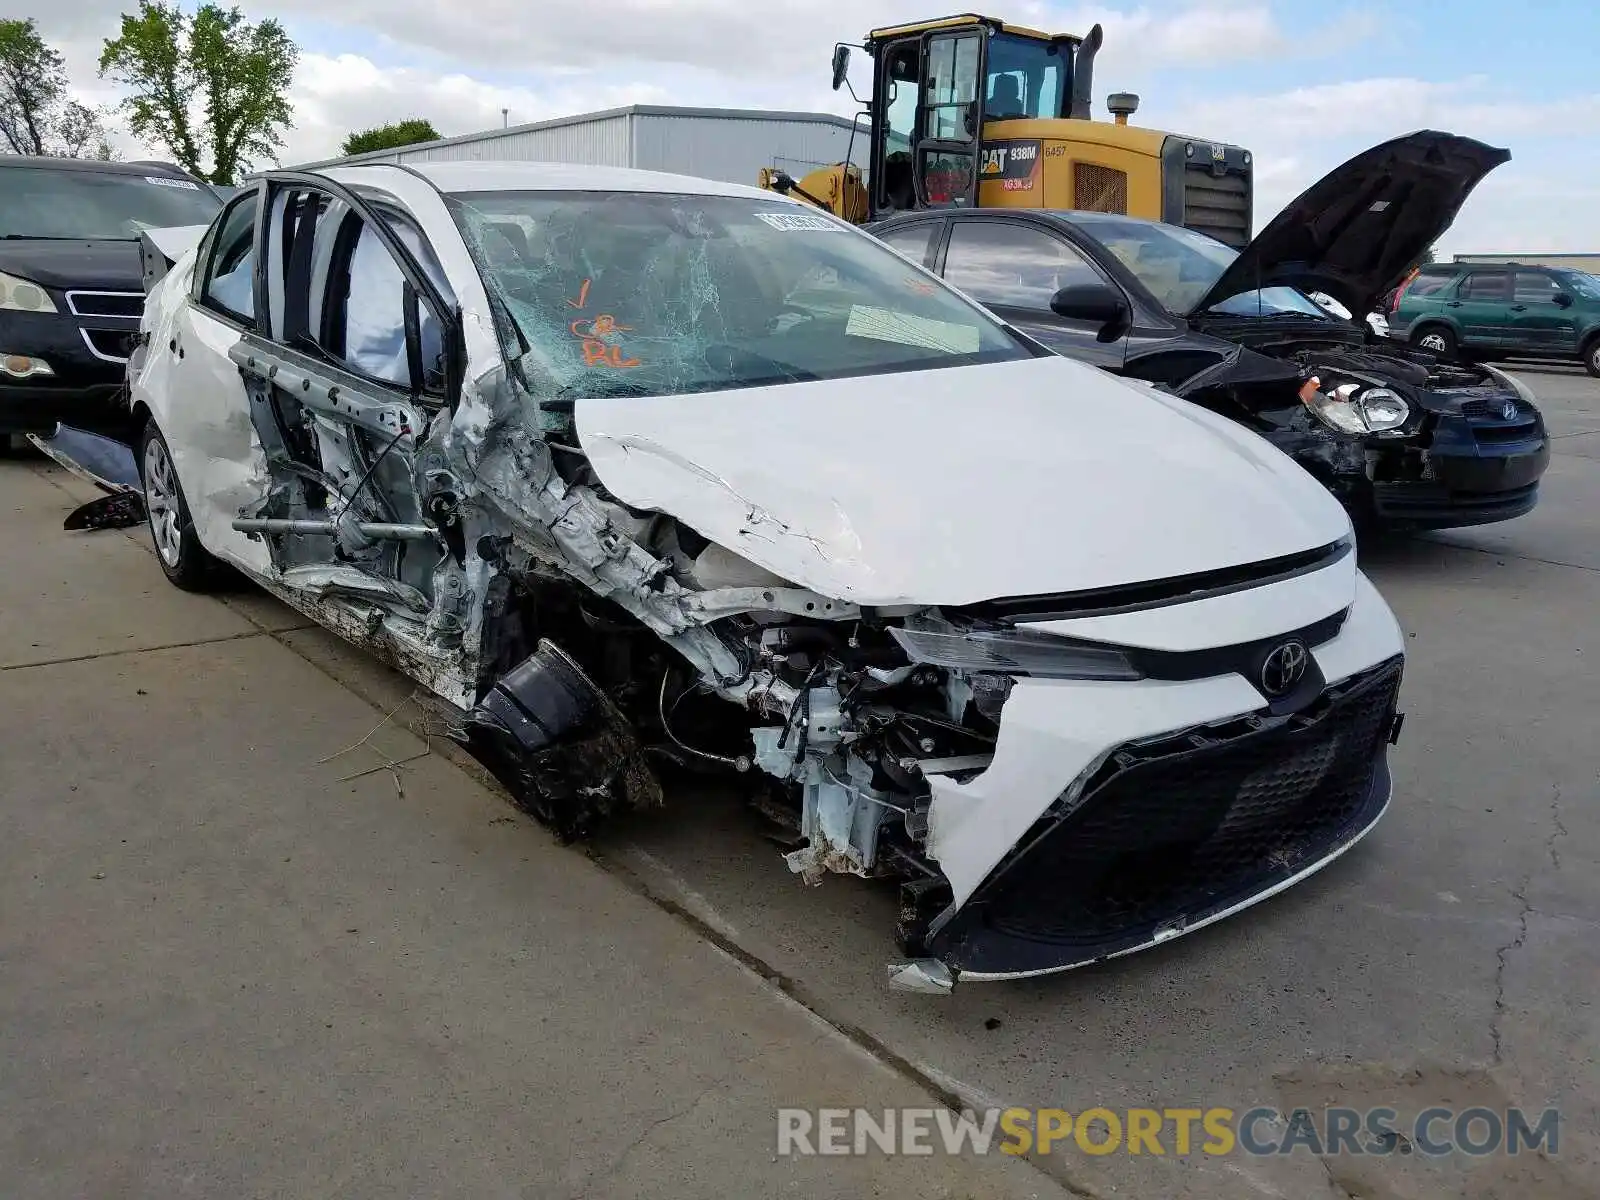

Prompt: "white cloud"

[1184,77,1600,145]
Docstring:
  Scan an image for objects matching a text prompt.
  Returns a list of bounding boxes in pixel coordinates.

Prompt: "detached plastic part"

[461,639,662,841]
[886,959,956,995]
[28,424,148,531]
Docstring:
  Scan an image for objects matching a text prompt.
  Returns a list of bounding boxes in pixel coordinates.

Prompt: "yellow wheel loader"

[758,13,1255,247]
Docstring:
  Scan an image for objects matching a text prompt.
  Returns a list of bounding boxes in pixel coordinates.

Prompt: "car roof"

[873,207,1167,234]
[327,160,785,202]
[0,155,197,179]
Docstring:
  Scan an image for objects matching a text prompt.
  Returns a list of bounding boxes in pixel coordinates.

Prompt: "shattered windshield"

[1078,215,1333,320]
[0,167,220,240]
[446,190,1029,400]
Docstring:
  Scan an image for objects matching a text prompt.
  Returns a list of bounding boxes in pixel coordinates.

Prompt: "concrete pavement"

[0,460,1068,1200]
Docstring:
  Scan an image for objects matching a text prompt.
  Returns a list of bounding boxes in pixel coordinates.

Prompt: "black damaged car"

[868,131,1550,531]
[1,157,222,452]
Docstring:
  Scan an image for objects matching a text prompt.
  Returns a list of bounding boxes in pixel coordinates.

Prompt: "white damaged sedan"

[129,163,1406,990]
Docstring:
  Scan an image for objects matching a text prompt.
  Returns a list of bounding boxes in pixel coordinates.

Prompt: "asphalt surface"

[3,366,1596,1199]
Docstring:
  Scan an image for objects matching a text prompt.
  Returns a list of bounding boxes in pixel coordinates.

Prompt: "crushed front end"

[1177,336,1550,532]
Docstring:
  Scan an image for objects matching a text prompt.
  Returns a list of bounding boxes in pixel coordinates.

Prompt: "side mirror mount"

[831,45,852,92]
[1050,283,1130,342]
[1554,291,1574,308]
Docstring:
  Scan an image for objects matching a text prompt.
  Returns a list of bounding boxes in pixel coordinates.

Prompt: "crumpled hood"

[1193,130,1510,319]
[575,356,1351,608]
[0,237,142,292]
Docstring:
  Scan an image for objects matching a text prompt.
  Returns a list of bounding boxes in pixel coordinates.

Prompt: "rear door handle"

[1445,301,1462,307]
[1510,304,1527,312]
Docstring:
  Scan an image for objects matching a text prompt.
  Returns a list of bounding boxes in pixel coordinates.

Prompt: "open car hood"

[1192,130,1510,319]
[574,356,1350,609]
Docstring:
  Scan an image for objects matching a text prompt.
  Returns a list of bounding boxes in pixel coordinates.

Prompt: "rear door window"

[1460,272,1511,301]
[1405,269,1456,299]
[1514,272,1562,303]
[942,220,1104,310]
[877,222,940,267]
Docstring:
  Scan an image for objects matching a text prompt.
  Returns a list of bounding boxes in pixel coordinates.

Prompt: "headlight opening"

[1299,376,1411,436]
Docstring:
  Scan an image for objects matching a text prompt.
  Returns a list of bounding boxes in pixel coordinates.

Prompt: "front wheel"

[1584,337,1600,378]
[1412,325,1458,359]
[140,420,221,591]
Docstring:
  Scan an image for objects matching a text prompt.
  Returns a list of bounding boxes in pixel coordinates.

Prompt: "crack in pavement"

[1548,783,1568,871]
[1490,877,1532,1066]
[1,628,271,672]
[1422,537,1600,576]
[1494,782,1574,1063]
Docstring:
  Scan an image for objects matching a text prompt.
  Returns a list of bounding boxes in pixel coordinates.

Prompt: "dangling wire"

[657,670,750,771]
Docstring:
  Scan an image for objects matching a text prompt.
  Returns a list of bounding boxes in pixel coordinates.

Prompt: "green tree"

[341,117,440,158]
[99,2,297,185]
[0,18,113,157]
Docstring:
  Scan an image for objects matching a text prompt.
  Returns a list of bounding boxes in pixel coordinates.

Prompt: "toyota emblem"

[1260,640,1310,697]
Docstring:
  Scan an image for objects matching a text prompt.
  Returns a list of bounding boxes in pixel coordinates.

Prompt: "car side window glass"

[1406,271,1454,298]
[942,222,1102,309]
[1461,272,1510,300]
[329,218,446,396]
[878,223,938,266]
[200,191,259,325]
[1514,272,1561,303]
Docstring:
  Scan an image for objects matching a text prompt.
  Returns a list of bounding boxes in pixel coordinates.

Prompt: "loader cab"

[864,16,1078,217]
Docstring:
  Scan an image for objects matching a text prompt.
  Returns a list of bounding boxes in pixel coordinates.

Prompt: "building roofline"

[286,104,863,171]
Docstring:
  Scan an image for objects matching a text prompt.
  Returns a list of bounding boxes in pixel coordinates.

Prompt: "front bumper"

[931,658,1400,979]
[904,571,1406,985]
[0,380,131,438]
[1370,403,1550,529]
[1,309,138,438]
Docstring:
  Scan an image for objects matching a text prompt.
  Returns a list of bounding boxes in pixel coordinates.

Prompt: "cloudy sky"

[33,0,1600,253]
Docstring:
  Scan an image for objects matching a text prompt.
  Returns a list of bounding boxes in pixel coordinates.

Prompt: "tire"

[1584,336,1600,378]
[139,420,220,591]
[1411,325,1458,359]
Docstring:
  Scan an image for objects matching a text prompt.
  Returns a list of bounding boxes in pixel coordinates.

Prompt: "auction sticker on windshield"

[754,212,843,232]
[144,176,201,190]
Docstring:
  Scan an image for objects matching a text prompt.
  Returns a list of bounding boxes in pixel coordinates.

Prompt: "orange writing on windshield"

[582,340,640,368]
[566,280,640,368]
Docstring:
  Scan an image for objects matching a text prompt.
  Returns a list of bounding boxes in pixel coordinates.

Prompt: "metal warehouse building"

[292,105,864,188]
[1453,251,1600,272]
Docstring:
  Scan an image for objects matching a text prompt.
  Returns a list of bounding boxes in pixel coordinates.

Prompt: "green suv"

[1388,263,1600,376]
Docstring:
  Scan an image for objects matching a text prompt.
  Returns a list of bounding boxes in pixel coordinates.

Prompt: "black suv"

[1388,262,1600,376]
[0,157,222,450]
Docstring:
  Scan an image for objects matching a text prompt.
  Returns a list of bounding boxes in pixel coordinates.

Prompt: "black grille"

[965,659,1401,947]
[1455,397,1540,444]
[81,328,138,361]
[1472,421,1541,445]
[1183,165,1251,249]
[66,290,144,319]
